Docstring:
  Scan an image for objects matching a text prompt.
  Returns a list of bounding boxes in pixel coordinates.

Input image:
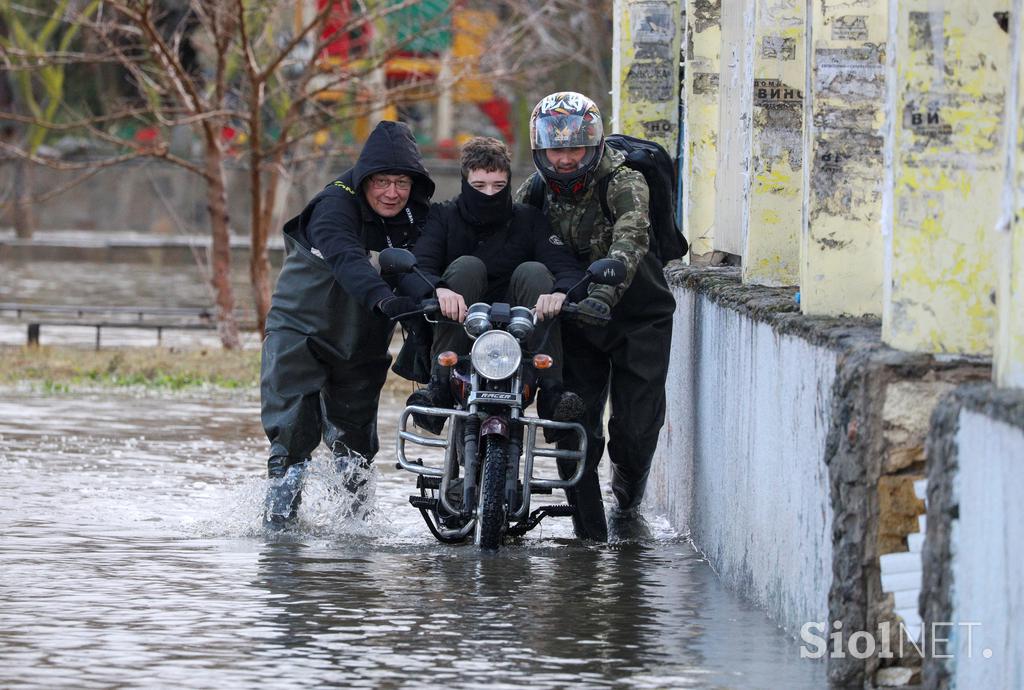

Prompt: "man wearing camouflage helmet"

[516,91,676,542]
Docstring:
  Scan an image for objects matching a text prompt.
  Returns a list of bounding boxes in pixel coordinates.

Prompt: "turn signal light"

[533,354,554,369]
[437,351,458,367]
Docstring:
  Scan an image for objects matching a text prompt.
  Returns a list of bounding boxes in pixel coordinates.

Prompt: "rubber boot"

[333,441,374,513]
[406,364,452,435]
[537,380,585,443]
[566,469,608,542]
[607,505,652,542]
[264,456,307,529]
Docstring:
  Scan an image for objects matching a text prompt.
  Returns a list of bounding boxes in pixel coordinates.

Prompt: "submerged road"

[0,389,824,688]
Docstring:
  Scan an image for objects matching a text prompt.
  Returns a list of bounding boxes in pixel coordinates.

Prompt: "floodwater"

[0,386,826,689]
[0,259,264,348]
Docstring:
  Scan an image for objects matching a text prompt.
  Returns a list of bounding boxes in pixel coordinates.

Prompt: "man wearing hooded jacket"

[401,136,585,434]
[261,120,434,527]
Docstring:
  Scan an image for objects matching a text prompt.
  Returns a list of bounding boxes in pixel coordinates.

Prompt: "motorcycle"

[379,248,626,549]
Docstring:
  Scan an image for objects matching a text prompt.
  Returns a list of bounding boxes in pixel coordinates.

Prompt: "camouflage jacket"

[515,146,650,307]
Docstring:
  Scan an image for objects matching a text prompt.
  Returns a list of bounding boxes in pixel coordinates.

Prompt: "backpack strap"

[574,198,607,261]
[526,174,547,212]
[597,173,614,225]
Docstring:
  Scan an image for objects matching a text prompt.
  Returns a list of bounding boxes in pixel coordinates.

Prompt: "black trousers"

[431,255,565,381]
[556,255,675,539]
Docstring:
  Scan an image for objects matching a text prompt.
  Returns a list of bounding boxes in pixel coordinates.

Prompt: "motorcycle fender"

[480,416,509,438]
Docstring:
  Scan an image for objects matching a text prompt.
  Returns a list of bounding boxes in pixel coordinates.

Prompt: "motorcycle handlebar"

[559,301,612,324]
[389,298,440,322]
[389,297,611,325]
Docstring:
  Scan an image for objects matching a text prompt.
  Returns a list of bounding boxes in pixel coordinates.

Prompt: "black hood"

[352,120,435,204]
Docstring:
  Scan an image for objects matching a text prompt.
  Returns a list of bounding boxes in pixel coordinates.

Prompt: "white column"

[884,1,1009,354]
[743,0,805,286]
[800,0,888,316]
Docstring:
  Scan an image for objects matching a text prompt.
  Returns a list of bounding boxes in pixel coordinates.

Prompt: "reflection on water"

[0,259,253,309]
[0,390,824,688]
[0,260,266,348]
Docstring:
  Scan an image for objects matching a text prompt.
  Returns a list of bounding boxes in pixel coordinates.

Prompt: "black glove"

[574,295,613,326]
[377,295,420,320]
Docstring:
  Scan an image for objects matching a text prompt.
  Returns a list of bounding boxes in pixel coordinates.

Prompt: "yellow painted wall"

[743,1,804,286]
[801,1,887,315]
[884,3,1008,354]
[613,0,684,152]
[683,0,721,258]
[996,0,1024,387]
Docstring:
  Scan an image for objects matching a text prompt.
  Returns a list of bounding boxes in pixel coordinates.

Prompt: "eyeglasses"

[370,175,413,191]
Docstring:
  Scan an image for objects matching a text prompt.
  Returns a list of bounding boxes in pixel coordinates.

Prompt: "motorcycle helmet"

[529,91,604,197]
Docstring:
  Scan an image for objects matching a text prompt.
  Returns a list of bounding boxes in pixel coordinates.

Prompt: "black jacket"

[286,120,434,311]
[408,198,584,302]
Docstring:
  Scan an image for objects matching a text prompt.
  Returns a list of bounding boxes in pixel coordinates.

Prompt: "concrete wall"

[952,409,1024,689]
[650,266,836,634]
[649,266,993,687]
[923,386,1024,689]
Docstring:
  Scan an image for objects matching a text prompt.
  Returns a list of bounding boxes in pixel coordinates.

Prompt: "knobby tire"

[476,435,508,550]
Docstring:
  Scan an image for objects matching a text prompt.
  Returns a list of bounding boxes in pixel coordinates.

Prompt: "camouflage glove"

[574,292,613,327]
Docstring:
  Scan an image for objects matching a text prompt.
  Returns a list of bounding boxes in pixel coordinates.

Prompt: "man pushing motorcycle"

[260,120,434,528]
[516,92,677,542]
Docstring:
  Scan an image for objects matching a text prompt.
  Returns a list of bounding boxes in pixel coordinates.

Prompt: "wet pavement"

[0,388,826,688]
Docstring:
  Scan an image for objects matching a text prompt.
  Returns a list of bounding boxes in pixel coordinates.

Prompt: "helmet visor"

[532,114,603,150]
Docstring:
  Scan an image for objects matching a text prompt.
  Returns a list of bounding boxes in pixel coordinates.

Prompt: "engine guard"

[396,404,588,524]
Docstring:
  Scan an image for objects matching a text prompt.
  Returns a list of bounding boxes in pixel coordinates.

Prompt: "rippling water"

[0,260,263,348]
[0,389,824,688]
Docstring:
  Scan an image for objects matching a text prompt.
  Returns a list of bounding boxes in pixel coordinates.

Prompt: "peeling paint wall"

[649,269,836,635]
[713,0,754,257]
[612,0,685,152]
[996,0,1024,388]
[884,3,1008,354]
[801,0,887,316]
[683,0,722,257]
[950,409,1024,689]
[923,386,1024,690]
[743,0,805,286]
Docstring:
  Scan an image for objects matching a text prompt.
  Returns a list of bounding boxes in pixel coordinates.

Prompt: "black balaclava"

[457,176,513,228]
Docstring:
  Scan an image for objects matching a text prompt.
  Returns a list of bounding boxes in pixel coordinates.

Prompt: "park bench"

[0,302,257,348]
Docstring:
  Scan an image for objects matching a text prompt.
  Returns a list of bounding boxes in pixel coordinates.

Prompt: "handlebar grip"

[420,298,439,315]
[389,298,441,322]
[560,302,612,323]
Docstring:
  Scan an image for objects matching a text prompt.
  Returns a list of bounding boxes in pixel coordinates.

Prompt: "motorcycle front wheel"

[475,435,508,550]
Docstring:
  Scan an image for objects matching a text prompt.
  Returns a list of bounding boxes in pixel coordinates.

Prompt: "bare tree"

[2,0,454,347]
[0,0,102,238]
[1,0,613,347]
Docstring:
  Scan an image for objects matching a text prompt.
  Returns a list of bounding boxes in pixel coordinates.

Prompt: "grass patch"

[0,345,261,391]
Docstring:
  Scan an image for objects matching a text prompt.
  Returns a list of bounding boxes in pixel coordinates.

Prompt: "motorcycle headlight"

[470,330,521,380]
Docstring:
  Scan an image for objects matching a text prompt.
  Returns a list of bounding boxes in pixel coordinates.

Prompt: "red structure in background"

[477,98,514,147]
[319,0,372,60]
[314,0,513,147]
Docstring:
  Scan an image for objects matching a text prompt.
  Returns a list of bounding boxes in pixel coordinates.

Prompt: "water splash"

[185,452,398,541]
